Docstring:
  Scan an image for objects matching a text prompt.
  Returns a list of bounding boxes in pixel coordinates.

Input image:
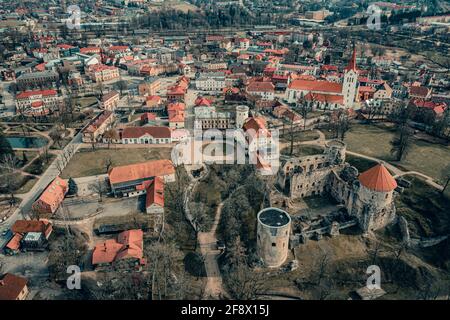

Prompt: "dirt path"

[198,202,228,299]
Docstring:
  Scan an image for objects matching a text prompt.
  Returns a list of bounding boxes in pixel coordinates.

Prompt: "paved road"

[0,132,83,234]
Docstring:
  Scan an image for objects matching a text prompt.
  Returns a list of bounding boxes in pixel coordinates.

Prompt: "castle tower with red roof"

[355,163,397,231]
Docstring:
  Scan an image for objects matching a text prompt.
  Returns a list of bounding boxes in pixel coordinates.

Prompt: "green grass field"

[61,147,172,178]
[281,144,324,157]
[344,124,450,181]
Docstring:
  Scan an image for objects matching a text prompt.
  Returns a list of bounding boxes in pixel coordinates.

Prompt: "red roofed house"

[408,85,432,99]
[80,47,101,55]
[86,64,119,82]
[140,112,157,124]
[100,91,120,111]
[409,98,447,120]
[0,274,29,300]
[195,96,213,107]
[305,92,344,110]
[92,229,145,270]
[82,111,115,143]
[5,219,53,254]
[31,177,67,216]
[121,126,172,144]
[167,102,185,129]
[247,81,275,101]
[146,177,164,215]
[108,159,175,197]
[15,89,63,117]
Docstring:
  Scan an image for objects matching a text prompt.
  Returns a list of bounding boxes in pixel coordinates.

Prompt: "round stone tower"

[235,105,249,129]
[356,163,398,231]
[257,207,291,268]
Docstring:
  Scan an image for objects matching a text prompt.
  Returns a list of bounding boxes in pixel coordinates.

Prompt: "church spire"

[345,46,357,72]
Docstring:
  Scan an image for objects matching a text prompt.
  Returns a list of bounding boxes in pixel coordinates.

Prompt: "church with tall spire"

[285,46,360,109]
[342,46,359,108]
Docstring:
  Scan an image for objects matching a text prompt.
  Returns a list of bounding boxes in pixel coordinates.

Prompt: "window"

[272,243,276,247]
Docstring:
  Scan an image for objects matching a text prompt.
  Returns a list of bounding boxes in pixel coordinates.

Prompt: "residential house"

[108,159,175,197]
[101,91,120,111]
[92,229,145,270]
[15,89,63,116]
[122,126,172,144]
[82,111,115,143]
[86,64,120,82]
[31,177,67,216]
[0,274,29,300]
[246,81,275,101]
[4,219,53,254]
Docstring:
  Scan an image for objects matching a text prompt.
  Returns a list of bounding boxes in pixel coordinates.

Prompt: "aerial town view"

[0,0,449,310]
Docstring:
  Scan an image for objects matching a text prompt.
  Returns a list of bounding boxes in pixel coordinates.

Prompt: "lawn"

[344,124,450,181]
[281,144,324,157]
[75,96,98,108]
[61,147,173,178]
[346,154,378,173]
[395,176,450,238]
[16,176,37,194]
[280,129,320,143]
[344,123,397,160]
[14,150,39,168]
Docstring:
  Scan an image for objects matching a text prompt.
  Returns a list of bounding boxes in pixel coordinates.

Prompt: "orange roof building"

[92,229,145,267]
[358,164,397,192]
[146,177,165,214]
[108,159,175,196]
[0,274,29,300]
[31,177,67,215]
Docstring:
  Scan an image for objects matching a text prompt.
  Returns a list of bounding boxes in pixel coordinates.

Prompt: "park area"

[342,123,450,182]
[60,147,173,178]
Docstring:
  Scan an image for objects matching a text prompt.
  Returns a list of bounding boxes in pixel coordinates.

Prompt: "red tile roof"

[85,111,113,133]
[102,91,119,102]
[345,47,357,72]
[243,117,271,138]
[304,92,344,104]
[146,177,164,208]
[108,159,175,185]
[195,96,213,106]
[0,274,28,300]
[358,164,397,192]
[92,229,143,265]
[5,234,23,251]
[288,79,342,93]
[409,86,431,97]
[11,219,52,235]
[16,89,57,100]
[122,126,171,139]
[247,81,275,93]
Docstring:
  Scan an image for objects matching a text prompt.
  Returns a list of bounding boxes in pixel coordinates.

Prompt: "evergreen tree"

[68,177,78,196]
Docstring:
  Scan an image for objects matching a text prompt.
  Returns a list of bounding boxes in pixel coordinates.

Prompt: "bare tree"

[49,124,65,148]
[90,178,108,202]
[391,123,413,162]
[0,154,18,201]
[297,98,310,130]
[440,163,450,196]
[103,156,114,173]
[103,129,119,149]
